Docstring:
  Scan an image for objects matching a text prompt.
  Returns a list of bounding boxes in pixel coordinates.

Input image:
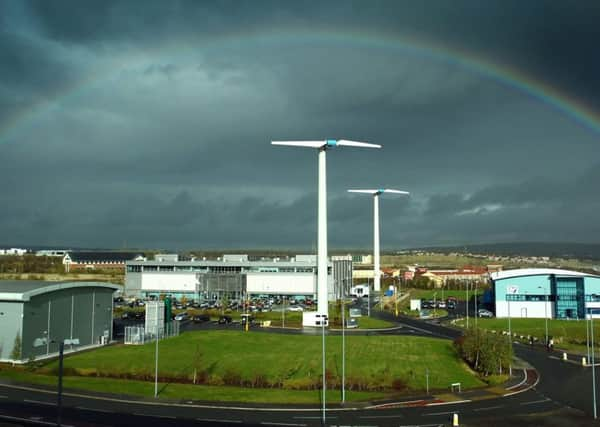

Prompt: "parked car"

[134,311,145,320]
[121,311,134,320]
[477,309,494,318]
[174,312,189,321]
[437,301,447,309]
[193,314,210,323]
[287,305,303,312]
[447,301,457,310]
[346,318,358,329]
[218,315,233,324]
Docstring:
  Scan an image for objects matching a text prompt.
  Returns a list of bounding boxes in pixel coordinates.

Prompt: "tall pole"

[474,283,478,329]
[588,312,591,366]
[544,294,549,346]
[154,301,159,398]
[322,314,327,424]
[466,282,469,328]
[373,193,381,292]
[592,309,597,419]
[342,284,346,404]
[317,148,328,317]
[57,341,64,427]
[508,296,512,376]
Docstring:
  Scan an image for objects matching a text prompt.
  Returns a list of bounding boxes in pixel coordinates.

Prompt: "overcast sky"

[1,1,600,251]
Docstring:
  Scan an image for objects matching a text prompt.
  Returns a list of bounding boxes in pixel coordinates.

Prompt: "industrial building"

[0,281,119,363]
[125,254,353,302]
[490,268,600,319]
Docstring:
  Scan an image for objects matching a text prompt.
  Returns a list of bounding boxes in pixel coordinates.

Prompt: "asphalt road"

[1,299,598,426]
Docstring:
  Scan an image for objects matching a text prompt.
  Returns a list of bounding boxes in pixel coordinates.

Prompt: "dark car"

[121,311,134,320]
[193,314,210,323]
[218,315,233,324]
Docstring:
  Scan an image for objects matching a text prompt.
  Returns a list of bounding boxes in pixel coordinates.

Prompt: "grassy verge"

[454,317,598,354]
[22,331,484,395]
[0,369,383,404]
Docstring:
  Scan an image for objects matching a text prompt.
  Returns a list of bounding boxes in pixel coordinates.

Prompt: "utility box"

[410,299,422,311]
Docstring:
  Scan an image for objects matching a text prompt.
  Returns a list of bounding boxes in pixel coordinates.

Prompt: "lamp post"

[154,300,159,398]
[507,293,512,376]
[474,282,478,329]
[341,280,346,404]
[538,286,549,346]
[592,306,597,419]
[466,282,469,329]
[321,313,328,424]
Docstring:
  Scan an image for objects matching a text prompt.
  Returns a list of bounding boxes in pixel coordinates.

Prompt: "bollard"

[583,357,587,366]
[563,352,567,361]
[453,412,459,426]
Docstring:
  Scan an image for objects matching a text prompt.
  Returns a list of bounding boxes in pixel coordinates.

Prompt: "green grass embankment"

[19,331,483,397]
[455,317,598,353]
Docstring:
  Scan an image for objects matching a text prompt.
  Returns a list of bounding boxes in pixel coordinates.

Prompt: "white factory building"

[125,254,353,302]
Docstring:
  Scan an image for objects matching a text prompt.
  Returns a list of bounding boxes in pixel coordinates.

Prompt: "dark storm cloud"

[1,1,600,249]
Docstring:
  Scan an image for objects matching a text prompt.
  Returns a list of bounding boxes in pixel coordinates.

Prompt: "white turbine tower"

[272,140,381,318]
[348,189,410,293]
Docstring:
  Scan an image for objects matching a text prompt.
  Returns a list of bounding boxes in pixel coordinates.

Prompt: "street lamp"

[33,337,79,427]
[341,280,346,404]
[538,286,549,346]
[465,282,469,329]
[320,313,329,424]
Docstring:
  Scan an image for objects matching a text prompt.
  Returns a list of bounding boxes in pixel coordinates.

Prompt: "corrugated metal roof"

[490,268,599,281]
[0,280,120,302]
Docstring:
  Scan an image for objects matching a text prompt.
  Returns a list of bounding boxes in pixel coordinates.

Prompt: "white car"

[174,312,189,321]
[287,306,304,312]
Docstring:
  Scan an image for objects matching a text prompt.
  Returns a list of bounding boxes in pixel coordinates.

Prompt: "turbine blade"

[336,140,381,149]
[382,189,410,195]
[271,140,326,148]
[348,189,379,194]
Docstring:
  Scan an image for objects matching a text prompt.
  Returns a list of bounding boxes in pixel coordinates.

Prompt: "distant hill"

[408,242,600,261]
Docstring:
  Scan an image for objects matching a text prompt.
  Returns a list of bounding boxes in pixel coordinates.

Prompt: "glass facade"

[553,277,585,319]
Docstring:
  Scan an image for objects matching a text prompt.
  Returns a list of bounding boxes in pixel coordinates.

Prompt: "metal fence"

[124,321,180,345]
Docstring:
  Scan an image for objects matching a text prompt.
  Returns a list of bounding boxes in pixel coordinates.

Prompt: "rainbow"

[2,28,600,144]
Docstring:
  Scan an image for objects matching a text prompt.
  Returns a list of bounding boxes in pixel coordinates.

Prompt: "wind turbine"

[348,189,410,293]
[272,140,381,318]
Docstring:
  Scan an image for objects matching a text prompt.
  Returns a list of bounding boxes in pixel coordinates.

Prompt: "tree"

[10,332,22,361]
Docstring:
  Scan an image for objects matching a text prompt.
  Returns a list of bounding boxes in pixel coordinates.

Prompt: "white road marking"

[293,415,338,419]
[359,414,405,419]
[76,406,114,413]
[422,410,456,416]
[24,399,55,406]
[260,422,307,426]
[473,405,503,412]
[0,414,55,426]
[197,418,242,423]
[519,398,551,405]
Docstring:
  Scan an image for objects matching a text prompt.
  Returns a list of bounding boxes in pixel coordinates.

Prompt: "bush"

[455,327,513,376]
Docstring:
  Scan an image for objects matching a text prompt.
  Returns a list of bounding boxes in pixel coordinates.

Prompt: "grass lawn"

[0,369,382,404]
[455,317,598,353]
[30,331,483,396]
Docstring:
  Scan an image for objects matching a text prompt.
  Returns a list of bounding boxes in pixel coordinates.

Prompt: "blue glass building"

[491,268,600,319]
